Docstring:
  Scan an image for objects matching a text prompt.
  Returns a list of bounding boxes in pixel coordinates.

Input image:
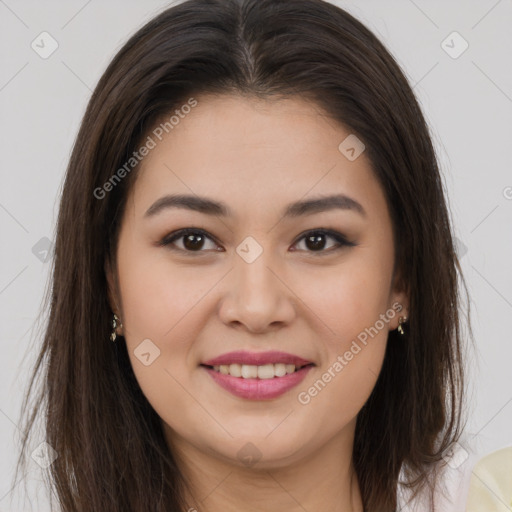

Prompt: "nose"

[218,250,296,334]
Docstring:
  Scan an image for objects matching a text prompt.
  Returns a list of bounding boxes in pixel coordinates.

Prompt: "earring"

[397,316,408,335]
[110,313,122,342]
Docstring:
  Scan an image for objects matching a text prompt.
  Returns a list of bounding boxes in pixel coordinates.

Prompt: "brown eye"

[291,229,355,253]
[159,228,221,253]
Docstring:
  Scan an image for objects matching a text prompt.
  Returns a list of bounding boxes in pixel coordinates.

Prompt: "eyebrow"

[144,193,366,219]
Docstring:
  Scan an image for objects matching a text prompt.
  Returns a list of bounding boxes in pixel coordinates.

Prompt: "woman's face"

[108,94,408,469]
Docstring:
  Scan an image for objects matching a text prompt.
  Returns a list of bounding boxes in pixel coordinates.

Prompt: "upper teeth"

[213,363,298,379]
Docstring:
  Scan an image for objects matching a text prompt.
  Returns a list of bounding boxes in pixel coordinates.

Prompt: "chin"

[205,430,313,469]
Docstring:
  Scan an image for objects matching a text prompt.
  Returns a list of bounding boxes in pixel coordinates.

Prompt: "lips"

[200,350,315,400]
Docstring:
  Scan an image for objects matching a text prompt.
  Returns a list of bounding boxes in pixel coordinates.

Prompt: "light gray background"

[1,0,511,510]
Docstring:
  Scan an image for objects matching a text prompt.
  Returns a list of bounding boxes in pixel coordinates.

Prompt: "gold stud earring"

[397,316,408,335]
[110,313,122,342]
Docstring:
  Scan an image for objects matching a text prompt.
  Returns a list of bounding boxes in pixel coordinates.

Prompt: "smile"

[200,350,315,400]
[206,362,312,379]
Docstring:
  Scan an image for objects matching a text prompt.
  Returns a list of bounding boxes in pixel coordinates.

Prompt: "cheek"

[299,254,393,344]
[115,245,213,399]
[293,255,392,418]
[117,245,212,342]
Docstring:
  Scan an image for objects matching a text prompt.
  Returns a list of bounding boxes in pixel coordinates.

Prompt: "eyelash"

[158,228,356,255]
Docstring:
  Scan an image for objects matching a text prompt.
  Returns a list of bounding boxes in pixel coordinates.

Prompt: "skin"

[107,94,409,512]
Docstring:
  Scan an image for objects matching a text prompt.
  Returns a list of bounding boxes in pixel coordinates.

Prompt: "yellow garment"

[466,446,512,512]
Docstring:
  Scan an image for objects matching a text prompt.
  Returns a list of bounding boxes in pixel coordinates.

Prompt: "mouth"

[200,362,314,379]
[200,350,315,378]
[199,351,315,400]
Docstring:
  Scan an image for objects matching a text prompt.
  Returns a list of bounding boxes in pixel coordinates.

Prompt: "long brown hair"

[14,0,470,510]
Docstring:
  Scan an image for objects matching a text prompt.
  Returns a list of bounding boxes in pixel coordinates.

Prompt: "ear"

[388,271,409,331]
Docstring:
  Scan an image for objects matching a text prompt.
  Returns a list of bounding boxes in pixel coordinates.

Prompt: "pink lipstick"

[201,350,314,400]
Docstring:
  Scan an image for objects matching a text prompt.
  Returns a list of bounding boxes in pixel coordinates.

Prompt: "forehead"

[127,94,387,223]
